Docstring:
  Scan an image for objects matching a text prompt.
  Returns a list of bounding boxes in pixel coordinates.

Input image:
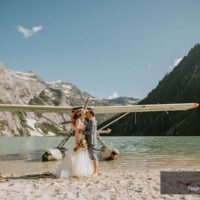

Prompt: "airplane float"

[0,99,199,161]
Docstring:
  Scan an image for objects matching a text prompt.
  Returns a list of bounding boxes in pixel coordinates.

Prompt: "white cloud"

[170,58,182,70]
[107,92,120,99]
[17,25,43,38]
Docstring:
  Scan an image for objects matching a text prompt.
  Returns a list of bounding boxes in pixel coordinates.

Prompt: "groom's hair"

[88,110,95,117]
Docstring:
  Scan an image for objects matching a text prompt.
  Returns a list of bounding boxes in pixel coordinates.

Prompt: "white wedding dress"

[56,119,93,178]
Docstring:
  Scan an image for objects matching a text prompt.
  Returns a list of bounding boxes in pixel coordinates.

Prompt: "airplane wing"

[0,103,198,113]
[91,103,199,114]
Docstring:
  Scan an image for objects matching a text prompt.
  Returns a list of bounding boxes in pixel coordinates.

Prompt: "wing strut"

[57,135,72,149]
[96,112,130,148]
[99,112,130,131]
[40,114,64,129]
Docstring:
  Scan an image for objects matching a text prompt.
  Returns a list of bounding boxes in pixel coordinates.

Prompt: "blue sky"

[0,0,200,99]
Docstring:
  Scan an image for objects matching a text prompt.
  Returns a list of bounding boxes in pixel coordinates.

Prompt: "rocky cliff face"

[0,64,138,136]
[0,64,48,136]
[0,64,47,104]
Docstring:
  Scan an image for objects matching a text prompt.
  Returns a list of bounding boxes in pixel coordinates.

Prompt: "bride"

[56,110,93,178]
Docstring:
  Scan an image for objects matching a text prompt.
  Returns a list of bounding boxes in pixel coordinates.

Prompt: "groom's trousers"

[88,145,98,160]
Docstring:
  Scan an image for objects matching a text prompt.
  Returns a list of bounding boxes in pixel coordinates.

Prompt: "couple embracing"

[57,110,99,178]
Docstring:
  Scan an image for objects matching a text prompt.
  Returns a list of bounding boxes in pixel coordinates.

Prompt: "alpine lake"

[0,136,200,175]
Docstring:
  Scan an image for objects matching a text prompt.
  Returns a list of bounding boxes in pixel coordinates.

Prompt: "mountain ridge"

[0,63,138,136]
[109,43,200,136]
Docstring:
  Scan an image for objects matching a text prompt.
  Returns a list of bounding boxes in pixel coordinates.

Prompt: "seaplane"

[0,99,199,161]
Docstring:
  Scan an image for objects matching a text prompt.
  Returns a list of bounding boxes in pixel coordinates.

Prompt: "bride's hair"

[88,110,95,117]
[77,110,86,118]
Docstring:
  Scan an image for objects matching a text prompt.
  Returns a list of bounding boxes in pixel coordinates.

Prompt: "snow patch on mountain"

[107,92,120,99]
[47,131,56,136]
[63,85,72,90]
[26,118,43,136]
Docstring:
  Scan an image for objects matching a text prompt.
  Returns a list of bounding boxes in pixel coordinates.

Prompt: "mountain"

[0,65,46,104]
[0,64,138,136]
[2,43,200,136]
[109,44,200,136]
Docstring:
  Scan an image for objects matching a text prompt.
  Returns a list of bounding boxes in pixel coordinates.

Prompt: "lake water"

[0,136,200,174]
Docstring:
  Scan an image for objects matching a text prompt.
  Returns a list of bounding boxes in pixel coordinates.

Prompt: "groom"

[83,110,99,176]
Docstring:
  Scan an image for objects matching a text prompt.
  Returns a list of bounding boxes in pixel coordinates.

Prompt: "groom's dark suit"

[83,117,98,160]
